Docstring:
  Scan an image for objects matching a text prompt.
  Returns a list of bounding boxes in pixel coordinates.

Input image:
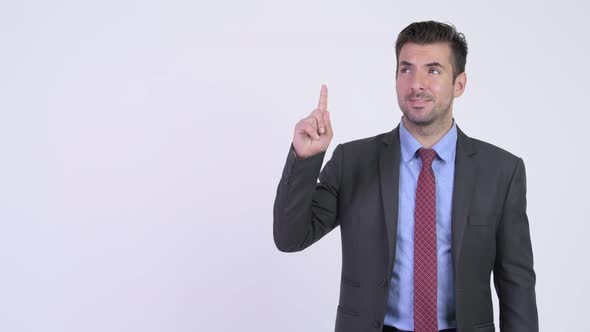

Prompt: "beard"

[399,91,453,127]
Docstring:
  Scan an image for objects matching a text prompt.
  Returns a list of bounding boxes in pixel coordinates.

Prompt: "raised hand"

[292,85,333,159]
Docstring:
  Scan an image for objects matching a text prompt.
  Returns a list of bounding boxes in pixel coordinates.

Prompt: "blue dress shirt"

[383,117,458,330]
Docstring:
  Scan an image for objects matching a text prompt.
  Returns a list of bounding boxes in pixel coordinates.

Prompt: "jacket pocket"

[474,322,495,331]
[337,304,359,317]
[341,277,360,287]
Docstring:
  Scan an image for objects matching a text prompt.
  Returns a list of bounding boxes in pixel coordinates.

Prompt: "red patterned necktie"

[414,148,438,332]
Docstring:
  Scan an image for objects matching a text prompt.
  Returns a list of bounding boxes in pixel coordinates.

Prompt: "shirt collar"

[399,116,458,163]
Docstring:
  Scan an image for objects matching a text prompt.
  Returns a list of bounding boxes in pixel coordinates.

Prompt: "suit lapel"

[379,125,401,272]
[451,125,478,272]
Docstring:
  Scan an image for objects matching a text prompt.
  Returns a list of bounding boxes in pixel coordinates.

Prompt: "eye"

[399,67,410,74]
[429,67,441,74]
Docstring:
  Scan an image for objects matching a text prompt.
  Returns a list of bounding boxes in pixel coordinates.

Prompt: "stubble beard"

[403,104,449,126]
[400,89,454,130]
[400,98,454,137]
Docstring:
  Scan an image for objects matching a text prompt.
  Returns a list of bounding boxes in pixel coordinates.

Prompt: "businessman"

[273,21,538,332]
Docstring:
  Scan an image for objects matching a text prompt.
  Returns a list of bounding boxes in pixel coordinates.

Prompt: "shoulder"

[469,136,522,164]
[457,124,521,162]
[462,132,525,178]
[341,132,388,148]
[337,130,393,158]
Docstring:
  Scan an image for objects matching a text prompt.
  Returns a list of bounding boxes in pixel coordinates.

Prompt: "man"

[273,21,538,332]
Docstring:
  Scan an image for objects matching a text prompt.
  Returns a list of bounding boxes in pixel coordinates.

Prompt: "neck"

[402,115,453,149]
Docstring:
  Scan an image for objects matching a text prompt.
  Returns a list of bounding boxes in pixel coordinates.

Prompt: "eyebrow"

[399,60,446,69]
[426,62,445,68]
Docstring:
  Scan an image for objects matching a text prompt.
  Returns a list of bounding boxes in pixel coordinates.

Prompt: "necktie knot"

[418,148,437,167]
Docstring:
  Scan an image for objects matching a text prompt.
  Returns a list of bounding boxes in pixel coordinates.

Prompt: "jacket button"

[373,320,381,328]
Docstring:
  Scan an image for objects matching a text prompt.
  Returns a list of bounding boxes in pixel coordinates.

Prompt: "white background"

[1,0,588,331]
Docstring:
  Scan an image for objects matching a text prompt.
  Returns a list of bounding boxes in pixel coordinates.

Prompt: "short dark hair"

[395,21,468,80]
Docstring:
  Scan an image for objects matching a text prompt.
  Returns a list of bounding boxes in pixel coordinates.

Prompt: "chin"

[409,118,436,127]
[402,111,435,127]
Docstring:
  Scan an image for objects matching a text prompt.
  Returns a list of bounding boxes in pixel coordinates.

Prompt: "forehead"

[398,42,453,66]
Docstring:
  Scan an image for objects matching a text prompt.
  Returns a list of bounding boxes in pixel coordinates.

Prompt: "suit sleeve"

[493,157,539,331]
[273,143,343,252]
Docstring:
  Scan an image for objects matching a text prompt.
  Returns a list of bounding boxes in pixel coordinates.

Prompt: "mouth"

[408,98,432,107]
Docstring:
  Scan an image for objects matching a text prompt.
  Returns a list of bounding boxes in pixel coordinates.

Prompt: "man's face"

[395,42,466,127]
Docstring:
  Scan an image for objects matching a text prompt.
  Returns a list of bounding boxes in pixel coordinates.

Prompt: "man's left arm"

[493,157,539,331]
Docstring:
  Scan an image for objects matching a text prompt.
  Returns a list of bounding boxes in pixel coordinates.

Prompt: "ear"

[453,71,467,97]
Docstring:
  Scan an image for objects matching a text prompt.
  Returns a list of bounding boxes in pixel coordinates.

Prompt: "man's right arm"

[273,143,343,252]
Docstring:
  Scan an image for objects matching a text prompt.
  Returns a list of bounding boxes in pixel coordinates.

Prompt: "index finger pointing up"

[318,84,328,112]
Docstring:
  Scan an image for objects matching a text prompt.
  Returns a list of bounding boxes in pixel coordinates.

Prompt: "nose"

[410,71,426,91]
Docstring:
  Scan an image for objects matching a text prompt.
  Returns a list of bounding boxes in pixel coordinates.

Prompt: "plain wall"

[1,0,588,331]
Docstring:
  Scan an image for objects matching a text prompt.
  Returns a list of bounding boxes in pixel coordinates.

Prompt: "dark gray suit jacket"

[273,124,538,332]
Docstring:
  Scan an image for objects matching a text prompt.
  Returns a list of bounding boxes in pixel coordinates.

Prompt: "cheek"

[428,82,447,97]
[395,80,408,94]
